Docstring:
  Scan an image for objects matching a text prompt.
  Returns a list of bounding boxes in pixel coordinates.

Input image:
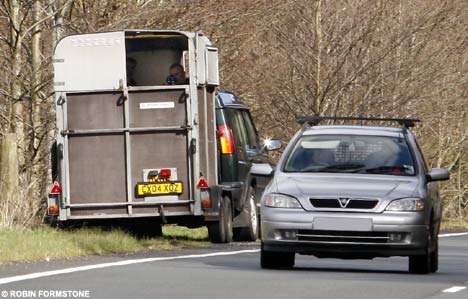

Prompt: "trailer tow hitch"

[158,204,167,224]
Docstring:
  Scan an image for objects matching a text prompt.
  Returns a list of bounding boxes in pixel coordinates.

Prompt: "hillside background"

[0,0,466,226]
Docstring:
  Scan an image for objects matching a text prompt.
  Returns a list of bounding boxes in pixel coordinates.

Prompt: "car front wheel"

[409,225,438,274]
[260,244,295,269]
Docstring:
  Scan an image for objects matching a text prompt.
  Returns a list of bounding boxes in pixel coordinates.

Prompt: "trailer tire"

[208,196,232,243]
[129,219,163,238]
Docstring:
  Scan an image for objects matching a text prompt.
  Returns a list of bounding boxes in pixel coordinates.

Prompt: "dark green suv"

[208,91,280,242]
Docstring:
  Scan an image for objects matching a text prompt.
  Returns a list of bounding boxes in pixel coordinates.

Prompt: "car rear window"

[283,135,415,175]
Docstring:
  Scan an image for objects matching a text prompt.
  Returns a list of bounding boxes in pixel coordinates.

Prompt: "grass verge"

[441,218,468,232]
[0,225,209,264]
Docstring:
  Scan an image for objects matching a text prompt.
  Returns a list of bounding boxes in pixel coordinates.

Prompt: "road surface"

[1,234,467,299]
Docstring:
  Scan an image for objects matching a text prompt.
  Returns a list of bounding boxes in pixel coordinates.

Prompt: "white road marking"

[0,249,260,285]
[1,232,467,286]
[442,286,466,293]
[439,232,468,238]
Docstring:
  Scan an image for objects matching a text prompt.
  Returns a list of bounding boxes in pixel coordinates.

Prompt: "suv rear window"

[283,135,415,176]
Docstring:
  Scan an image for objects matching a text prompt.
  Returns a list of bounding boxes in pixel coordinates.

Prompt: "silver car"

[252,117,450,274]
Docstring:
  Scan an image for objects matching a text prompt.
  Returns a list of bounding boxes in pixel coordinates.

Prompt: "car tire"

[260,244,295,269]
[409,225,435,274]
[235,187,259,242]
[208,196,233,243]
[430,234,439,273]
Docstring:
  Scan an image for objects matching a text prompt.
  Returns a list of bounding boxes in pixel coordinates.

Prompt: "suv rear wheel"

[234,186,259,241]
[208,196,233,243]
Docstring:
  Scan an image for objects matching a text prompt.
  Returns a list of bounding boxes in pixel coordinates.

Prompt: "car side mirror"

[251,163,274,176]
[426,168,450,182]
[262,139,281,152]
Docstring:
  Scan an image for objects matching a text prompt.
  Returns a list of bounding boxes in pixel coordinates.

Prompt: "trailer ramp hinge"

[191,138,197,154]
[159,204,167,224]
[118,79,128,102]
[61,129,74,136]
[57,96,65,106]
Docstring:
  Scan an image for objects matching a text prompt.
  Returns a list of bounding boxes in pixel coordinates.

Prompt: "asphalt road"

[1,234,467,299]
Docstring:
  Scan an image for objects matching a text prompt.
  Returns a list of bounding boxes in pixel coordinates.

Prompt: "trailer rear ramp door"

[54,32,201,219]
[65,88,192,218]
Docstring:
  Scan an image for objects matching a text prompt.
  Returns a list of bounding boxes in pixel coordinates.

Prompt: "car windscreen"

[283,134,415,175]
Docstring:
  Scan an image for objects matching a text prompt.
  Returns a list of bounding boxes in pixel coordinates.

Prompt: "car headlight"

[263,193,302,209]
[386,198,425,211]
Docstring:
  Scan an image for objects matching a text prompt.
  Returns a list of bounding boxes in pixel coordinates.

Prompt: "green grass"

[0,225,209,264]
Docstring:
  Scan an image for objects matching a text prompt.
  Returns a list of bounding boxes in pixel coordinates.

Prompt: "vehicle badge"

[339,198,350,208]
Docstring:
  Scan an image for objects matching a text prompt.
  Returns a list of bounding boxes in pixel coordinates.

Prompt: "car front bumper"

[261,208,429,258]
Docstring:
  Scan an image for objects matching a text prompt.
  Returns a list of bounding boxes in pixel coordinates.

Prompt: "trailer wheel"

[129,219,163,239]
[234,186,259,242]
[208,196,232,243]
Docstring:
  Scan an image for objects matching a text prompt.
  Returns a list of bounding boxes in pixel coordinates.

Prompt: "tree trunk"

[0,134,20,227]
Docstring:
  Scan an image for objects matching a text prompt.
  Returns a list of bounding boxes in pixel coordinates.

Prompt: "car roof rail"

[296,116,421,128]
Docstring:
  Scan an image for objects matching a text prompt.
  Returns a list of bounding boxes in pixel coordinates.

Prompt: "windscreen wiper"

[302,163,366,173]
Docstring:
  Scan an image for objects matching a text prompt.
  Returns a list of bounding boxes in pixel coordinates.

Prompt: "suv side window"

[242,111,260,150]
[228,110,249,148]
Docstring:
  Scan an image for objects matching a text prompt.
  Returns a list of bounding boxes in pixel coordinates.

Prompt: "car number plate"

[136,182,183,196]
[313,217,372,231]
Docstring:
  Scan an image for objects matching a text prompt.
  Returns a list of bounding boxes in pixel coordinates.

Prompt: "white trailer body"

[49,30,220,223]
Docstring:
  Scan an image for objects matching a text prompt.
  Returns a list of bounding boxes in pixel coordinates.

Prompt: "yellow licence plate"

[136,182,183,196]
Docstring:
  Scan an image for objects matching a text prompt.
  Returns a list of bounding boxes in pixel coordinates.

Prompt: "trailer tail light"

[196,176,209,189]
[159,169,171,178]
[48,205,59,215]
[201,199,212,209]
[49,182,62,195]
[218,125,235,155]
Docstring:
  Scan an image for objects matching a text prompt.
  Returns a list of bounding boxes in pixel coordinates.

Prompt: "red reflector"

[48,205,59,215]
[218,125,235,155]
[197,177,209,189]
[159,169,171,178]
[50,182,62,195]
[201,199,212,209]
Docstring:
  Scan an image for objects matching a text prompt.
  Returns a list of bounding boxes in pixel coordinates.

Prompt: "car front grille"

[309,198,378,209]
[297,230,389,244]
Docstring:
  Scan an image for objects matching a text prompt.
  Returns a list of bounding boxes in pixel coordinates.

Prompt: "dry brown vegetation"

[0,0,466,226]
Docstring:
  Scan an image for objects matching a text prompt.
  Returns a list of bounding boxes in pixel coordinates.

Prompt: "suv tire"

[208,196,233,243]
[235,186,259,241]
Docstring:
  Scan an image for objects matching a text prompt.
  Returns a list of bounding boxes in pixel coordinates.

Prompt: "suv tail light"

[218,125,235,155]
